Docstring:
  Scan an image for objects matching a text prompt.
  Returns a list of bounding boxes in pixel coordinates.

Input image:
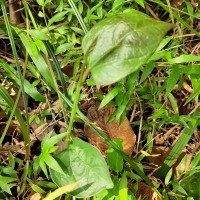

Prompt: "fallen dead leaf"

[149,146,169,167]
[31,121,67,153]
[84,101,136,156]
[8,0,21,25]
[30,193,42,200]
[171,0,183,7]
[149,146,187,173]
[175,153,193,177]
[136,182,161,200]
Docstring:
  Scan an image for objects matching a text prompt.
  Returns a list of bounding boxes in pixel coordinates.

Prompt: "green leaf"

[42,153,65,175]
[82,10,173,85]
[0,59,45,102]
[71,27,85,35]
[0,85,29,152]
[184,84,200,105]
[139,61,155,83]
[99,84,123,109]
[41,132,67,153]
[48,11,68,27]
[181,172,200,199]
[118,172,128,200]
[43,182,78,200]
[107,138,124,173]
[135,0,145,8]
[35,181,57,189]
[34,39,48,55]
[165,168,173,186]
[155,122,197,178]
[169,55,200,64]
[0,175,17,194]
[50,138,113,198]
[165,65,180,97]
[13,26,55,90]
[26,30,49,40]
[36,0,44,6]
[39,158,48,178]
[55,43,74,55]
[29,181,46,194]
[190,150,200,170]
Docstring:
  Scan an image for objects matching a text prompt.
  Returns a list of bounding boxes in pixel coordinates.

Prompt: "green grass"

[0,0,200,199]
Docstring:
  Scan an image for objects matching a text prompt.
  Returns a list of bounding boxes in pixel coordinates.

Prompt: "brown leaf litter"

[84,101,136,156]
[136,182,161,200]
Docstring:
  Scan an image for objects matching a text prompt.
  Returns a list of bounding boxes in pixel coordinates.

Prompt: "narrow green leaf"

[184,84,200,105]
[168,93,179,114]
[71,27,85,35]
[26,30,49,40]
[43,182,78,200]
[0,85,30,152]
[28,180,46,194]
[34,39,48,55]
[117,172,128,200]
[165,168,173,185]
[169,55,200,64]
[190,150,200,170]
[13,26,55,90]
[181,172,200,199]
[99,85,123,109]
[0,59,45,102]
[155,122,197,178]
[139,61,155,83]
[178,65,200,75]
[41,132,67,153]
[55,43,74,55]
[43,153,65,175]
[107,138,124,173]
[39,157,48,178]
[135,0,145,8]
[165,65,180,97]
[48,11,68,27]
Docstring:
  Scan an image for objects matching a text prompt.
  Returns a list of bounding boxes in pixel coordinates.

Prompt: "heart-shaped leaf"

[82,10,173,85]
[50,138,113,198]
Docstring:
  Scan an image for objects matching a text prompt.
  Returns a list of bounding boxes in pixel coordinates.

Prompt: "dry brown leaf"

[32,121,67,153]
[171,0,184,7]
[8,0,21,25]
[149,146,187,172]
[149,146,169,167]
[175,153,193,177]
[30,193,42,200]
[84,102,136,156]
[136,182,161,200]
[0,142,25,155]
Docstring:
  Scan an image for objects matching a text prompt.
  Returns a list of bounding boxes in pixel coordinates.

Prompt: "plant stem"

[1,0,30,159]
[66,67,89,147]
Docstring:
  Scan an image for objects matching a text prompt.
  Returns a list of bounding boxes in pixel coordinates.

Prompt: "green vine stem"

[66,66,89,147]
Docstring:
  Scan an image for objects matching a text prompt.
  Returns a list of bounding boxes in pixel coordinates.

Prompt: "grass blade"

[44,41,68,98]
[0,84,30,159]
[155,119,198,178]
[0,59,45,102]
[12,26,56,90]
[67,0,88,34]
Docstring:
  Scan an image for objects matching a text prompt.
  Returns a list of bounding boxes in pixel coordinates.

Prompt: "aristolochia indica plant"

[82,10,173,85]
[50,10,173,198]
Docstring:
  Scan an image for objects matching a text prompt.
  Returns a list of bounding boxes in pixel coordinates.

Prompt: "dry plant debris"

[84,101,136,156]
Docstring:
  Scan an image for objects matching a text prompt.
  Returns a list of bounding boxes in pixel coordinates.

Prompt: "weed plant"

[0,0,200,199]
